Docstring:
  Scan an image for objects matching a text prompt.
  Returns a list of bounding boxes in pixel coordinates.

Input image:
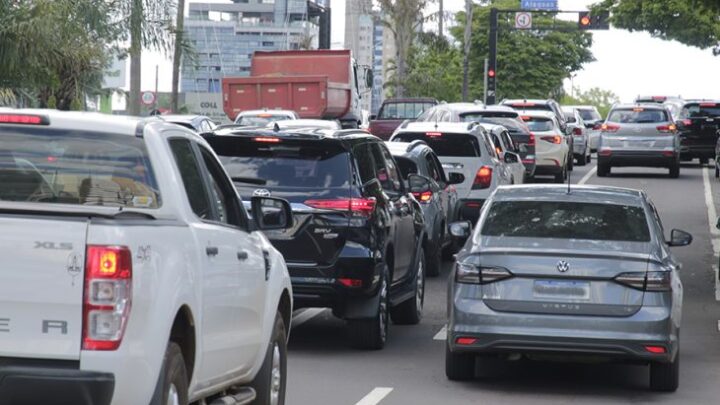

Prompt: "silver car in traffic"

[446,185,692,392]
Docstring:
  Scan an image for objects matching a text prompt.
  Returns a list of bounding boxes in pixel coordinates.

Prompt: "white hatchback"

[520,111,570,183]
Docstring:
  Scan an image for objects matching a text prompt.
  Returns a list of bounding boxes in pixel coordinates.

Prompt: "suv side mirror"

[365,69,374,89]
[449,221,472,243]
[504,152,520,164]
[668,229,693,247]
[407,173,432,194]
[251,196,293,231]
[448,172,465,185]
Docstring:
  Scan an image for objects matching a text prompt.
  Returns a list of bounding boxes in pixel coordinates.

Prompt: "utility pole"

[438,0,444,37]
[462,0,473,102]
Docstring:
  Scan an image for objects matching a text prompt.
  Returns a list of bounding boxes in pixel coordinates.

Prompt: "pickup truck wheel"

[390,247,425,325]
[252,312,287,405]
[150,342,189,405]
[348,271,388,350]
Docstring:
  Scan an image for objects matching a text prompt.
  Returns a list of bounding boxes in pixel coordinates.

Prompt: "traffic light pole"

[486,7,499,105]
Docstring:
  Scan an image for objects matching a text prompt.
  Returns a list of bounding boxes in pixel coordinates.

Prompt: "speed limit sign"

[141,91,156,106]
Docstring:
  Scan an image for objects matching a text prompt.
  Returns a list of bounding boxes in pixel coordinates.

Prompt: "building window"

[262,41,274,46]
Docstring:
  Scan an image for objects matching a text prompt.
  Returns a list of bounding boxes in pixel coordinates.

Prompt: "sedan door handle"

[237,250,249,261]
[206,246,219,257]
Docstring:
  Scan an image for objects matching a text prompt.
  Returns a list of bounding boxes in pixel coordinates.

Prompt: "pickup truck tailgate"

[0,216,86,360]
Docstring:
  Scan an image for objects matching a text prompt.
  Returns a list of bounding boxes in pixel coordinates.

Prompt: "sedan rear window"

[0,128,160,208]
[209,137,350,188]
[392,133,480,157]
[608,108,669,123]
[482,201,651,242]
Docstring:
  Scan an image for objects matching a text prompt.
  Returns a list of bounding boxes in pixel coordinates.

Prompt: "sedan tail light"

[412,190,433,203]
[472,166,493,189]
[83,246,132,350]
[305,198,376,217]
[656,124,677,134]
[455,263,513,284]
[601,123,621,133]
[540,135,562,144]
[614,271,671,292]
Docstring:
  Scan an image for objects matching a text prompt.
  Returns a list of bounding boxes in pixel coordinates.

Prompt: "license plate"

[533,280,590,300]
[706,118,715,123]
[624,140,653,148]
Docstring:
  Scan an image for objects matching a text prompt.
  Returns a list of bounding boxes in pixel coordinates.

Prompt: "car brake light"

[83,246,132,351]
[254,137,281,143]
[513,103,535,107]
[682,119,692,126]
[540,135,562,144]
[426,132,442,137]
[656,124,677,133]
[456,263,513,284]
[304,198,376,216]
[337,278,363,288]
[528,133,536,146]
[472,166,492,189]
[573,127,583,135]
[412,190,433,203]
[644,345,667,354]
[592,123,603,131]
[700,103,717,107]
[601,123,621,133]
[652,96,667,102]
[522,158,535,165]
[456,337,477,345]
[0,114,48,125]
[598,148,612,157]
[614,271,671,292]
[520,116,532,121]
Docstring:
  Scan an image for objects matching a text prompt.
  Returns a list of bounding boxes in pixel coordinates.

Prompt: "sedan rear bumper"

[598,151,677,168]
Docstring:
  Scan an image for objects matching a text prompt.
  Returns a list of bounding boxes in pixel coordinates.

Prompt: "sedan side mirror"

[251,196,294,231]
[504,152,520,164]
[407,173,432,194]
[447,172,465,185]
[668,229,693,247]
[449,221,472,243]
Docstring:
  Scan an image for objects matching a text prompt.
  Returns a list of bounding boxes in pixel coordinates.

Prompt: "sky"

[141,0,720,103]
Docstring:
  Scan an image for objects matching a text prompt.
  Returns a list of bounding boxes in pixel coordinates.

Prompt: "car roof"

[395,121,481,134]
[682,100,720,105]
[160,114,209,124]
[383,98,438,104]
[502,99,554,105]
[237,109,296,116]
[564,105,598,110]
[516,110,556,119]
[385,140,431,156]
[271,119,340,130]
[210,126,374,143]
[612,103,668,111]
[442,103,516,115]
[478,123,507,133]
[492,185,646,206]
[0,108,147,135]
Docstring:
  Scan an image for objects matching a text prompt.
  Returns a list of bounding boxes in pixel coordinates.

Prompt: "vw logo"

[253,189,271,197]
[557,260,570,273]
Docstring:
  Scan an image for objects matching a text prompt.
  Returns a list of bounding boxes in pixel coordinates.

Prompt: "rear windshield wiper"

[232,176,267,186]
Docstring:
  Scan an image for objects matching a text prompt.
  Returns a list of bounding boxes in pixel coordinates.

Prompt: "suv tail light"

[305,198,376,217]
[540,135,562,144]
[614,271,671,292]
[601,123,621,133]
[83,246,132,351]
[527,133,536,146]
[412,190,433,203]
[472,166,492,189]
[456,263,513,284]
[656,124,677,134]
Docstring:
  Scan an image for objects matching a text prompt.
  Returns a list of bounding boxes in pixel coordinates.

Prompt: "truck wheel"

[348,270,389,350]
[149,342,189,405]
[251,312,287,405]
[649,353,679,392]
[391,247,425,325]
[445,343,475,381]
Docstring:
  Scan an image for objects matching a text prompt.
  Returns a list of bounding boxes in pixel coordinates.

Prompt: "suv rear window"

[608,108,669,123]
[460,112,518,122]
[507,103,552,112]
[235,115,289,126]
[0,128,160,208]
[482,201,650,242]
[577,108,601,121]
[209,137,350,188]
[378,102,435,120]
[522,117,554,132]
[682,103,720,118]
[392,133,480,157]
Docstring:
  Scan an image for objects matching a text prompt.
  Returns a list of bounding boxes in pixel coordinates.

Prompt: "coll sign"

[184,93,231,124]
[521,0,558,10]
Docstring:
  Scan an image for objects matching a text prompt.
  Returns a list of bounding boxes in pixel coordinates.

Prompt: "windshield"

[235,115,290,126]
[392,133,480,157]
[378,102,435,120]
[682,104,720,118]
[0,128,160,208]
[577,108,602,121]
[482,201,650,242]
[522,117,554,132]
[608,108,669,123]
[209,137,350,189]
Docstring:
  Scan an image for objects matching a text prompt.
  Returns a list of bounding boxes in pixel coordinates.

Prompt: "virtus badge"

[557,260,570,273]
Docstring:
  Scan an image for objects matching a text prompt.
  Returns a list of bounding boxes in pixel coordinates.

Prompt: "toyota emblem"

[557,260,570,273]
[253,189,271,197]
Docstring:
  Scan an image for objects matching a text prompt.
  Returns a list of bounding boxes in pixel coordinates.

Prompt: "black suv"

[386,140,464,277]
[205,128,426,350]
[676,100,720,164]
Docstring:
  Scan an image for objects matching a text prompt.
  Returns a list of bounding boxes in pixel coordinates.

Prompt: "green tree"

[592,0,720,54]
[561,87,619,118]
[449,0,595,101]
[401,33,463,101]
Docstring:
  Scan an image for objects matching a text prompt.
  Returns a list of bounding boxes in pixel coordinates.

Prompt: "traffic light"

[578,11,610,30]
[487,69,496,78]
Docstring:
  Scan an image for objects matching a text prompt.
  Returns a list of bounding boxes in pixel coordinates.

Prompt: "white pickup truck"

[0,110,293,405]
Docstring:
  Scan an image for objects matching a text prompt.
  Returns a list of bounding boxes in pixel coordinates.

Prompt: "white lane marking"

[578,166,597,185]
[717,320,720,332]
[433,325,447,341]
[701,167,720,301]
[355,387,394,405]
[291,308,325,328]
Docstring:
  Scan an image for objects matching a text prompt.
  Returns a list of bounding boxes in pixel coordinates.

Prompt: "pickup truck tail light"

[472,166,493,189]
[614,271,671,292]
[305,198,376,217]
[83,246,132,351]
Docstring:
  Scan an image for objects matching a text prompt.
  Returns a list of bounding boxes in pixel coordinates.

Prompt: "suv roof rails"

[406,139,428,152]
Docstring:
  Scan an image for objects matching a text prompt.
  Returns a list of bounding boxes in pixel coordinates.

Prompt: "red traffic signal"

[488,69,496,78]
[578,11,610,30]
[578,12,592,29]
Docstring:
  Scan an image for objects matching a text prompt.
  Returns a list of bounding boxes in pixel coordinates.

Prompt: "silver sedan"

[446,185,692,392]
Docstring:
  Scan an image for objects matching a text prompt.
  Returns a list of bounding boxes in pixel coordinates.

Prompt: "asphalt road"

[286,158,720,405]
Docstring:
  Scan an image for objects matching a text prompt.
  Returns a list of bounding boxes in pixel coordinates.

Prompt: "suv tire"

[349,270,389,350]
[251,312,288,405]
[445,343,475,381]
[649,354,679,392]
[700,157,709,166]
[391,248,425,325]
[597,163,610,177]
[669,163,680,178]
[150,342,189,405]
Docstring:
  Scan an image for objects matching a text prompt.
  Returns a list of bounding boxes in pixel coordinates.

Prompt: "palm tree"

[171,0,186,113]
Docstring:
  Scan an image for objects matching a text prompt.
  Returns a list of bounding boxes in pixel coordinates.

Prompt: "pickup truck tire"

[150,342,189,405]
[390,248,425,325]
[348,270,389,350]
[251,312,288,405]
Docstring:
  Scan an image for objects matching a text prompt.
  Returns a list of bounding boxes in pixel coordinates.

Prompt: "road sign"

[141,91,156,106]
[515,12,532,29]
[520,0,558,10]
